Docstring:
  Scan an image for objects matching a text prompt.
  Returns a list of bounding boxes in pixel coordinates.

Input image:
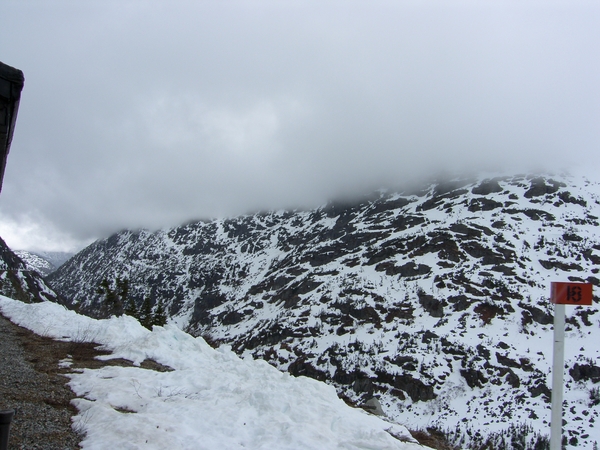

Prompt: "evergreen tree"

[116,277,129,304]
[97,278,123,317]
[124,295,138,317]
[140,296,153,330]
[115,278,137,317]
[152,298,167,327]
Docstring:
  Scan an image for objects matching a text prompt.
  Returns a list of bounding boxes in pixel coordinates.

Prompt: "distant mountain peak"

[0,239,61,303]
[15,250,74,276]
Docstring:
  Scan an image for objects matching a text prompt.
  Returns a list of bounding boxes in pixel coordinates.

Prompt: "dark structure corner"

[0,61,25,193]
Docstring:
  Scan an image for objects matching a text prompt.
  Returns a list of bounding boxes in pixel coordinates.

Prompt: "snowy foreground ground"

[0,297,428,450]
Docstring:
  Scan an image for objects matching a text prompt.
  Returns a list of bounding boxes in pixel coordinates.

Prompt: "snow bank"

[0,297,426,450]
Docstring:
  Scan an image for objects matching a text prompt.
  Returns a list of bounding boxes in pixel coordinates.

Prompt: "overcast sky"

[1,1,599,252]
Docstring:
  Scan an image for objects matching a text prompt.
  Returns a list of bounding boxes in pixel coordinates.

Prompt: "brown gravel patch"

[0,313,83,449]
[0,313,171,449]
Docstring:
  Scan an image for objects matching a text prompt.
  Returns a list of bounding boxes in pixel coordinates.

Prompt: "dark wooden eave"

[0,61,25,193]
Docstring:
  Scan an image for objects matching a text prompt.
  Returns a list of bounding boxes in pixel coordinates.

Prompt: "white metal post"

[550,303,565,450]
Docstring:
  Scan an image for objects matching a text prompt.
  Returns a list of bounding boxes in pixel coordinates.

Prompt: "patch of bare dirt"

[0,313,171,449]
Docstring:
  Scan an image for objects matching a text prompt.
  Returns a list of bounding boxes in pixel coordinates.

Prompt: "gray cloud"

[1,0,599,251]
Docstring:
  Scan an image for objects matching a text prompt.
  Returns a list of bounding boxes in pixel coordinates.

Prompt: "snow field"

[0,296,427,450]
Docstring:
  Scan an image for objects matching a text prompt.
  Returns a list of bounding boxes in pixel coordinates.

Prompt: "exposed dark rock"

[461,368,488,389]
[411,232,462,262]
[376,261,431,277]
[387,355,419,367]
[288,357,328,382]
[461,242,508,265]
[352,377,375,396]
[523,209,555,221]
[505,371,521,388]
[468,197,503,212]
[419,293,445,317]
[393,374,436,402]
[440,337,467,356]
[384,303,415,322]
[476,344,490,359]
[421,330,439,344]
[529,381,551,400]
[524,177,563,198]
[332,300,380,323]
[558,191,587,207]
[447,294,472,312]
[417,188,469,212]
[520,303,553,326]
[504,208,555,221]
[496,352,521,369]
[563,232,583,242]
[570,363,600,383]
[390,214,426,231]
[449,223,482,238]
[277,278,323,308]
[582,250,600,265]
[474,302,505,324]
[539,259,584,272]
[490,265,516,276]
[371,197,411,214]
[472,179,503,195]
[241,322,307,350]
[220,310,244,325]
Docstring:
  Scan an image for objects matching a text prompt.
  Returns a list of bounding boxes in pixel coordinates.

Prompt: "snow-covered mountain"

[47,174,600,448]
[0,237,61,303]
[15,250,74,276]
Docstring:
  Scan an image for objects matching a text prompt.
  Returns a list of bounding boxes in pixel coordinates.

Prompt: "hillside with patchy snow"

[47,174,600,448]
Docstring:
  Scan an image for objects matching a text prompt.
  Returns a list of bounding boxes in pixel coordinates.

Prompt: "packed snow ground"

[0,296,427,450]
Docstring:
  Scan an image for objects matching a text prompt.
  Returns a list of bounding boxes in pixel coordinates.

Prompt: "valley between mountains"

[43,173,600,448]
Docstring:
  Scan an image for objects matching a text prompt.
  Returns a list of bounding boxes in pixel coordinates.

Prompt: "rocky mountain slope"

[15,250,74,276]
[47,174,600,448]
[0,237,61,303]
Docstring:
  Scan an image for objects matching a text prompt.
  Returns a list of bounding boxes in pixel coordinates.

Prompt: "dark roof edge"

[0,61,25,89]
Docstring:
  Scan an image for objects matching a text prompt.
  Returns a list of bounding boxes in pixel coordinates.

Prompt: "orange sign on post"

[550,281,593,450]
[551,282,593,306]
